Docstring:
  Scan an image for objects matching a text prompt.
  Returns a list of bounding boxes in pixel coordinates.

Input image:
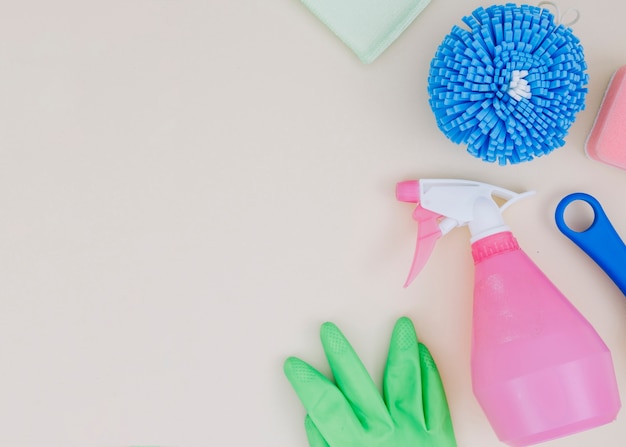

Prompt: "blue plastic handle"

[555,193,626,296]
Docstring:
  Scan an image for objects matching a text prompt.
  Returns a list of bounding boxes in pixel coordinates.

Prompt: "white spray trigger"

[397,179,534,286]
[418,179,533,225]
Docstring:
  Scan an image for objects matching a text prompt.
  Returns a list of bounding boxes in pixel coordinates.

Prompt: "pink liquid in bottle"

[471,231,620,447]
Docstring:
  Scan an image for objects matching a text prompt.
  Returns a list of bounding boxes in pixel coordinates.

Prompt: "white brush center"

[508,70,532,101]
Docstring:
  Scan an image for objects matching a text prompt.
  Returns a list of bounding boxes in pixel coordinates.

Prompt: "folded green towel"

[300,0,431,63]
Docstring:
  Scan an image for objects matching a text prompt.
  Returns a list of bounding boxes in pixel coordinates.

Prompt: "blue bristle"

[427,4,589,164]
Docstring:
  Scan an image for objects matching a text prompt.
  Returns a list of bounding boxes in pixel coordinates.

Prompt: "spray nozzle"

[396,179,534,287]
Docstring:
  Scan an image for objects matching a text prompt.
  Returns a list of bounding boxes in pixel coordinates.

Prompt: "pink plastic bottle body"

[471,232,620,447]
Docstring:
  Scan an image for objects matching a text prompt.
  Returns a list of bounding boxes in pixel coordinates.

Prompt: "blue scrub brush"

[427,3,588,165]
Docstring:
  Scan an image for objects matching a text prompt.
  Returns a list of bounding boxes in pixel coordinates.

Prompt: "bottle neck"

[471,231,519,263]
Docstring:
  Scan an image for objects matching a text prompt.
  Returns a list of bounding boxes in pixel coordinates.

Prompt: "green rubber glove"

[284,317,457,447]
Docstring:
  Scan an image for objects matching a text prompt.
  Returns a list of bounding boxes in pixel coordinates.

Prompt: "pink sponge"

[586,66,626,170]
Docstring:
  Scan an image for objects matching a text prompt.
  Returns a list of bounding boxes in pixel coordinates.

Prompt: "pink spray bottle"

[396,179,620,447]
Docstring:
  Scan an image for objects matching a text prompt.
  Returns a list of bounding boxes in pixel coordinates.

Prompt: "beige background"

[1,0,625,446]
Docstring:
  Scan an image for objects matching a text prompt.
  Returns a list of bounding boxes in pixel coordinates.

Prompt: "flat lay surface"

[1,0,626,446]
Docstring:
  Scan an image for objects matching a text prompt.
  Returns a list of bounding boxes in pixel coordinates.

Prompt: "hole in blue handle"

[561,199,595,233]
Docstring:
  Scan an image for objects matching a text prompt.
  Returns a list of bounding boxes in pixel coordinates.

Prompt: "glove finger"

[418,342,455,432]
[284,356,364,444]
[304,415,331,447]
[383,316,425,426]
[320,322,393,430]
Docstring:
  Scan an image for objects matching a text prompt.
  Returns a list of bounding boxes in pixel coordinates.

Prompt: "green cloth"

[299,0,431,63]
[284,317,457,447]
